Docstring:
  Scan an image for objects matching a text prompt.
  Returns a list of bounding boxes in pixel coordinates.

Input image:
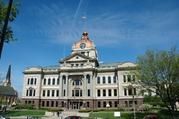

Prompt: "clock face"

[80,43,86,49]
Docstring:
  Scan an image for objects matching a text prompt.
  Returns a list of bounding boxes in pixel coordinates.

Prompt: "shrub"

[15,104,34,109]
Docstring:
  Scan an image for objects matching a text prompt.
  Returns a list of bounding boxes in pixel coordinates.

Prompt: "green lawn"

[0,109,45,116]
[89,110,179,119]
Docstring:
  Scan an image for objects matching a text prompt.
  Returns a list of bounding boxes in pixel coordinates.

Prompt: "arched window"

[52,78,55,85]
[86,75,90,84]
[30,78,33,85]
[73,79,82,86]
[113,76,116,83]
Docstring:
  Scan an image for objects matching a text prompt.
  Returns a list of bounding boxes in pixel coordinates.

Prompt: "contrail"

[73,0,83,18]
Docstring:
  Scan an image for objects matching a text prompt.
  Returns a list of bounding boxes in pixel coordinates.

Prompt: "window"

[81,64,83,67]
[128,88,132,95]
[103,77,106,84]
[48,78,51,85]
[71,64,74,67]
[47,90,50,97]
[43,78,46,85]
[33,90,36,96]
[108,89,111,96]
[26,90,28,96]
[56,101,58,107]
[29,90,33,96]
[30,78,33,85]
[103,89,106,96]
[52,78,55,85]
[75,90,79,97]
[72,90,74,96]
[124,88,127,96]
[134,88,136,95]
[51,101,54,107]
[76,64,79,67]
[114,89,117,96]
[97,89,100,97]
[80,90,82,97]
[56,90,59,97]
[42,101,45,107]
[108,76,111,84]
[97,77,100,84]
[74,79,81,85]
[63,76,66,84]
[98,101,101,107]
[125,101,128,107]
[42,90,45,97]
[127,75,131,82]
[87,102,90,107]
[46,101,49,107]
[113,76,116,83]
[57,78,60,85]
[86,75,90,84]
[88,89,90,96]
[109,101,112,107]
[34,78,37,85]
[129,101,133,107]
[27,78,30,84]
[52,90,55,97]
[132,75,136,82]
[123,75,126,82]
[114,101,118,107]
[103,102,106,108]
[63,90,66,96]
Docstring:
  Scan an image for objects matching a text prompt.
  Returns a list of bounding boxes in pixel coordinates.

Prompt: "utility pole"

[0,0,13,59]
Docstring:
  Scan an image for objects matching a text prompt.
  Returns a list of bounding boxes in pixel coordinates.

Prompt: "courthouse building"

[22,32,143,109]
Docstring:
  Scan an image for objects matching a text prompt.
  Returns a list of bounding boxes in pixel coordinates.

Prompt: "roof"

[98,62,136,68]
[0,86,17,97]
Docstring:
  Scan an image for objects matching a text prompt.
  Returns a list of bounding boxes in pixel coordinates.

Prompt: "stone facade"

[21,32,143,110]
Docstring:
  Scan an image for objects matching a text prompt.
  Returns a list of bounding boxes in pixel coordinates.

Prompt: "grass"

[0,109,45,117]
[89,110,179,119]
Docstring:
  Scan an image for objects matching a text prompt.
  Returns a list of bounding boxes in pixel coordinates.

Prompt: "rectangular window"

[103,102,106,108]
[34,78,37,85]
[42,90,45,97]
[29,90,32,96]
[30,78,33,85]
[103,77,106,84]
[108,89,111,96]
[51,101,54,107]
[57,78,60,85]
[129,101,133,107]
[47,90,50,97]
[52,78,55,85]
[42,101,45,107]
[63,90,66,96]
[98,101,101,107]
[88,89,90,96]
[27,78,30,85]
[108,77,111,83]
[114,101,118,107]
[63,79,66,84]
[124,88,127,96]
[46,101,49,107]
[113,76,116,83]
[128,88,132,95]
[26,90,28,96]
[97,89,101,97]
[56,101,58,107]
[88,78,90,84]
[103,89,106,97]
[133,75,136,82]
[75,90,79,96]
[43,79,46,85]
[72,90,74,96]
[33,90,36,96]
[97,77,100,84]
[127,75,131,82]
[52,90,55,97]
[87,102,90,107]
[114,89,117,96]
[48,78,51,85]
[134,88,136,95]
[80,90,82,97]
[56,90,59,97]
[123,75,126,82]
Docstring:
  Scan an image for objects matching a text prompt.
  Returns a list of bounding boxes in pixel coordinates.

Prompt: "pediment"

[60,53,94,63]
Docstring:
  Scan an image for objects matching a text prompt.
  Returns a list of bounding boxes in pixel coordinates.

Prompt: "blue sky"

[0,0,179,95]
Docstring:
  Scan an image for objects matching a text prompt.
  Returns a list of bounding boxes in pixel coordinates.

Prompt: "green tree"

[137,48,179,119]
[0,0,18,42]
